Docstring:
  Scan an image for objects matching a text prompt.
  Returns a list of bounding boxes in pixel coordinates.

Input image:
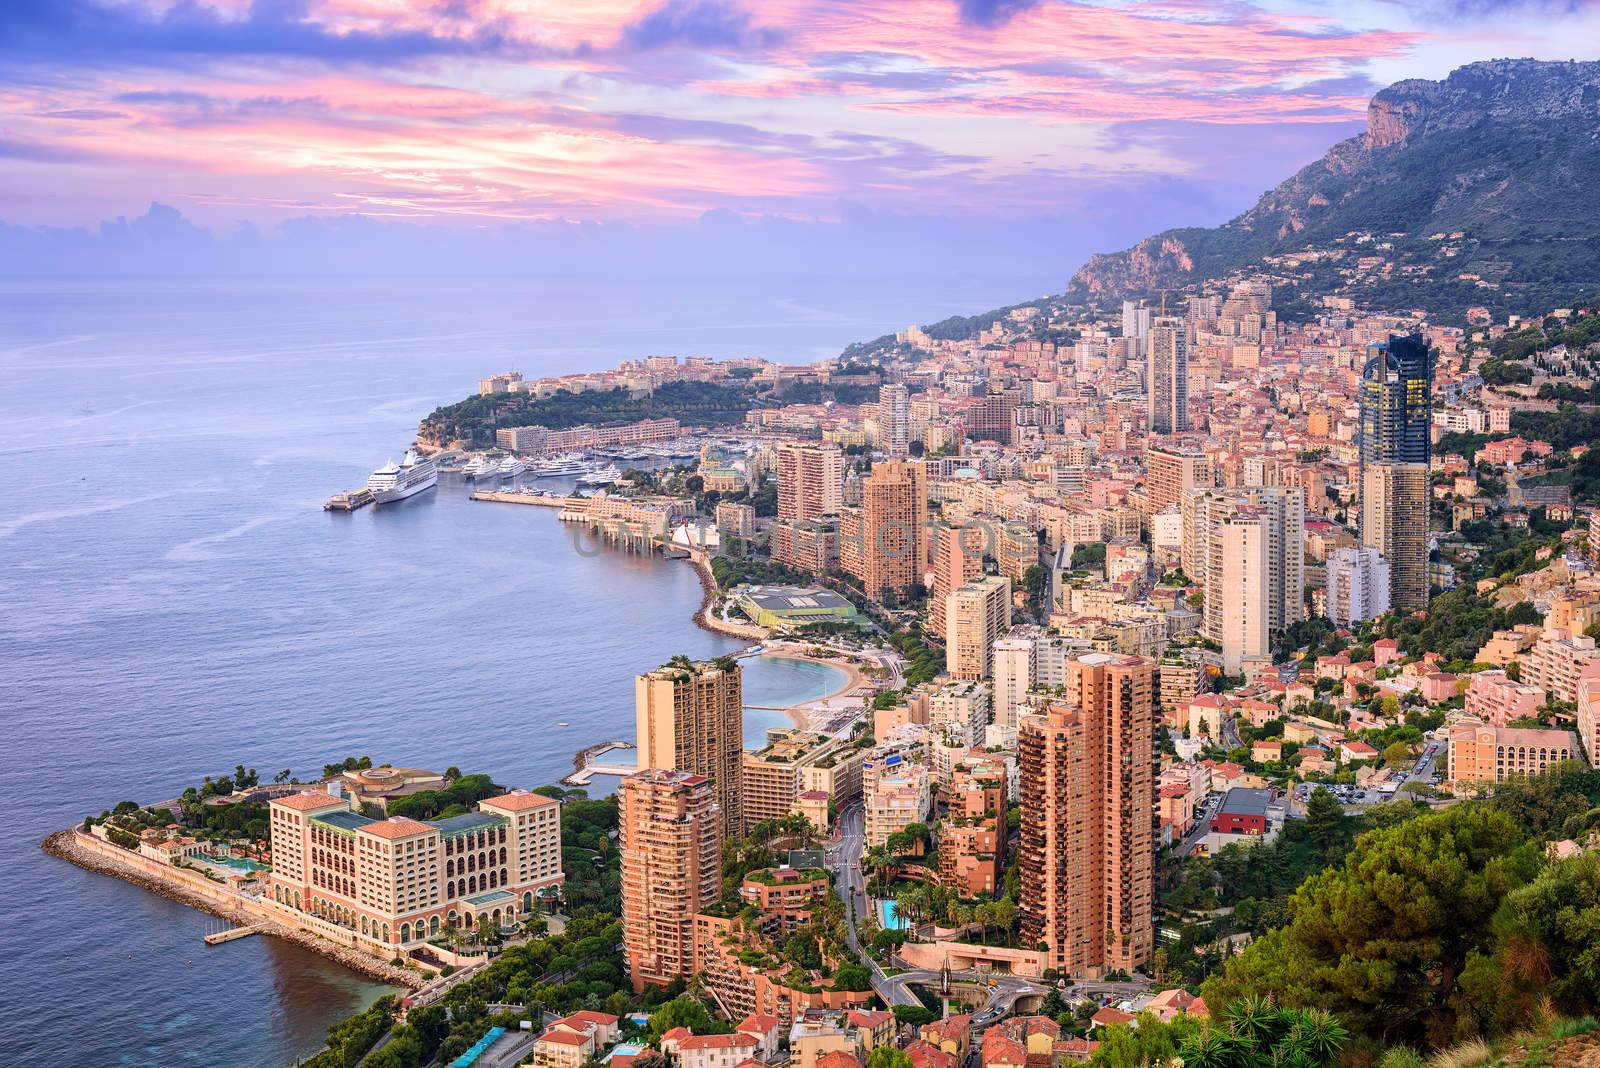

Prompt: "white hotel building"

[267,789,563,950]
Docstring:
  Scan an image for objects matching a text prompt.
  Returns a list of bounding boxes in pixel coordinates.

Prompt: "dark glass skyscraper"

[1359,333,1433,466]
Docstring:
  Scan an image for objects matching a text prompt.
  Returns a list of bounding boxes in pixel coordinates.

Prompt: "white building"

[1325,546,1391,627]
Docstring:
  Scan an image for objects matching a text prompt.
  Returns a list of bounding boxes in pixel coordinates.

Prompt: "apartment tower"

[946,575,1012,680]
[1361,463,1429,612]
[1145,444,1212,516]
[619,770,721,991]
[855,459,927,603]
[635,658,744,835]
[1018,652,1157,977]
[777,444,844,523]
[877,383,910,457]
[929,523,984,638]
[1146,317,1189,435]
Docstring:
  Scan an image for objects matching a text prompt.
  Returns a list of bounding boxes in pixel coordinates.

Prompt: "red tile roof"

[538,1031,591,1047]
[482,790,559,812]
[273,791,343,811]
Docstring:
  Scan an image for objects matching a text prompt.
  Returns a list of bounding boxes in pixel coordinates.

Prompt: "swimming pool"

[199,854,266,874]
[449,1026,506,1068]
[878,900,907,930]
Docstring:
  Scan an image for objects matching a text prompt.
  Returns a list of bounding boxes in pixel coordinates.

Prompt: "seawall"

[42,830,422,990]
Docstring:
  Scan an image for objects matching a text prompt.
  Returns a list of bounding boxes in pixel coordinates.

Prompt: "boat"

[462,455,498,480]
[578,463,621,486]
[367,447,438,503]
[496,456,527,478]
[532,453,587,477]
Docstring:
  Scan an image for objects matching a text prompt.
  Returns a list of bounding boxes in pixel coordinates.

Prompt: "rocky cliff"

[1068,59,1600,313]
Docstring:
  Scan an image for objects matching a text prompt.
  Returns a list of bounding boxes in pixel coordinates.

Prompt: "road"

[826,804,920,1008]
[1174,793,1222,857]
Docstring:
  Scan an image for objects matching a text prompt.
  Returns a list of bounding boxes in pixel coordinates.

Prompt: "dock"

[325,488,374,511]
[204,922,269,945]
[562,740,639,786]
[470,490,576,508]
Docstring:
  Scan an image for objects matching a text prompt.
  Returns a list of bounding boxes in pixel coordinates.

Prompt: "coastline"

[681,546,771,641]
[42,829,421,991]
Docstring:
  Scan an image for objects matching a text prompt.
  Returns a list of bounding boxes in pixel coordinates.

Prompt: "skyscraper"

[1018,653,1156,977]
[946,575,1012,680]
[1121,300,1152,347]
[965,388,1019,445]
[992,633,1036,734]
[1184,486,1304,672]
[1357,334,1432,614]
[1359,334,1433,466]
[877,383,910,457]
[1146,317,1188,434]
[854,459,927,603]
[776,444,844,523]
[635,658,744,836]
[619,769,721,992]
[1362,463,1429,612]
[929,523,983,639]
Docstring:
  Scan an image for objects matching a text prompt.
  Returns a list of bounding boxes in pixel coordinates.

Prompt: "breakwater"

[42,830,422,990]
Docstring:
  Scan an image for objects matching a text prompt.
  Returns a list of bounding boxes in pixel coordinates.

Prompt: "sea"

[0,274,1042,1068]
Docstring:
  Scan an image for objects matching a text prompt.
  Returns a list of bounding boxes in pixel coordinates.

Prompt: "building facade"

[946,576,1013,680]
[635,658,745,836]
[266,788,563,951]
[620,770,721,991]
[1018,652,1157,977]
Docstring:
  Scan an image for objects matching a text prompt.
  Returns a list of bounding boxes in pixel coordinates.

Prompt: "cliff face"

[1067,58,1600,308]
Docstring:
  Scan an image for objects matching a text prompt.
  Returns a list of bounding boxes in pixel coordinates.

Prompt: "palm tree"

[1225,994,1279,1052]
[1180,1027,1240,1068]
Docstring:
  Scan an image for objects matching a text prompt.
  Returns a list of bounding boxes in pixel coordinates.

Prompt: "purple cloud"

[620,0,783,51]
[955,0,1042,28]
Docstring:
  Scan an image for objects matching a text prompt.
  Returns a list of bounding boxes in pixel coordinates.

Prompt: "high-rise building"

[1145,444,1212,516]
[1359,334,1433,467]
[1326,546,1392,627]
[877,384,910,457]
[966,388,1019,445]
[852,459,927,603]
[946,576,1012,680]
[1361,463,1429,612]
[777,444,844,523]
[1146,317,1188,434]
[929,523,984,638]
[992,633,1036,733]
[1184,485,1304,665]
[635,658,744,836]
[619,770,721,991]
[1018,653,1156,977]
[1121,300,1152,347]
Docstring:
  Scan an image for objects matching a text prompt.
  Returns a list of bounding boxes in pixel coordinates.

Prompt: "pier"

[470,490,576,508]
[204,922,269,945]
[324,488,375,511]
[562,740,639,786]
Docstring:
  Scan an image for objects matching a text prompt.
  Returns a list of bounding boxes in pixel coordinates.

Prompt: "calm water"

[0,277,1009,1068]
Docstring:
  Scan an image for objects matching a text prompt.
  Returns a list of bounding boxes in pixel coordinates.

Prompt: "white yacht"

[368,447,437,503]
[496,456,527,478]
[462,455,498,480]
[578,463,621,486]
[532,453,587,477]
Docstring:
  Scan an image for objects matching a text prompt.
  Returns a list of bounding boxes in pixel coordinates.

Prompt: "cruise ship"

[532,453,587,477]
[462,455,498,479]
[496,456,527,478]
[368,447,438,503]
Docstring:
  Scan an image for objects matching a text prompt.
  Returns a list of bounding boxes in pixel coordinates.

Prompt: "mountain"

[1067,59,1600,318]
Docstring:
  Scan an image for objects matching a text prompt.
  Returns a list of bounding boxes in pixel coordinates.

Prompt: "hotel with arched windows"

[266,788,563,951]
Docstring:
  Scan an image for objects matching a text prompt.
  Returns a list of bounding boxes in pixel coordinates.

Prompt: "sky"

[3,0,1599,280]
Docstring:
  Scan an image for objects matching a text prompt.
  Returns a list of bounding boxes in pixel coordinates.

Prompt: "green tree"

[866,1048,914,1068]
[1203,806,1536,1047]
[832,963,873,992]
[1304,787,1346,861]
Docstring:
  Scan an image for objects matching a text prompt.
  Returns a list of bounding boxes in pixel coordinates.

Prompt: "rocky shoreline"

[41,830,422,990]
[681,548,770,641]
